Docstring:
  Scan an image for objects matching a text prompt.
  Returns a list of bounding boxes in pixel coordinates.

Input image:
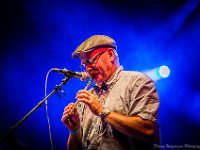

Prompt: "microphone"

[52,68,89,81]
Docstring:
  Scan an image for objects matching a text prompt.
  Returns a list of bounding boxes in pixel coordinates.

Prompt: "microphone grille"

[80,72,89,81]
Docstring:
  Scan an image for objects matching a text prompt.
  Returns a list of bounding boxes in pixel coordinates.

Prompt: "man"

[61,35,159,150]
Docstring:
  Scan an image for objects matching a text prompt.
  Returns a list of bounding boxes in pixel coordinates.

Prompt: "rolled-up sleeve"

[128,75,159,122]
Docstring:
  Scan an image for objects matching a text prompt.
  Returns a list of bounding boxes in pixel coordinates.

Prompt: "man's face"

[80,48,114,85]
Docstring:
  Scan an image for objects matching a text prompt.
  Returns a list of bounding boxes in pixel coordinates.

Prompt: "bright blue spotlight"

[159,65,170,78]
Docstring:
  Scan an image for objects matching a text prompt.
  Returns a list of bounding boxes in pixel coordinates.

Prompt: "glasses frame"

[80,50,108,69]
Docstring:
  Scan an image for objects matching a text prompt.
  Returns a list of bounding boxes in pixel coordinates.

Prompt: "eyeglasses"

[80,50,107,69]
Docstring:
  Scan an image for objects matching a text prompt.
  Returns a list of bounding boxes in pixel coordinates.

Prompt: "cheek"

[98,59,110,70]
[93,72,104,83]
[93,67,110,84]
[97,61,111,75]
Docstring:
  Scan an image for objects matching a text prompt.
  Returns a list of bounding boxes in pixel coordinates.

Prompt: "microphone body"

[52,68,89,81]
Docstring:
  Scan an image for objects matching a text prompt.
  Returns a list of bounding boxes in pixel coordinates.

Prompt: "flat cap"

[72,35,117,58]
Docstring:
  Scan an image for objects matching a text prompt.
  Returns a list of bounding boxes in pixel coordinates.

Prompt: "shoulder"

[121,70,155,88]
[122,70,152,81]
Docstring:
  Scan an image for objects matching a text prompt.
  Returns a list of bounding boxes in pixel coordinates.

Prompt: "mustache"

[87,67,102,78]
[89,70,99,78]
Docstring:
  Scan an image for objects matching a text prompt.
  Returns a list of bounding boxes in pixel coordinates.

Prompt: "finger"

[77,89,87,93]
[61,113,69,123]
[62,105,76,120]
[81,90,93,99]
[62,112,77,124]
[63,107,73,115]
[76,92,89,99]
[76,90,90,97]
[63,106,73,114]
[77,98,93,105]
[77,98,88,104]
[66,103,75,108]
[78,90,91,95]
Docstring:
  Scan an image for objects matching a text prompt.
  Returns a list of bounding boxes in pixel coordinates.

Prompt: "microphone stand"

[0,76,72,145]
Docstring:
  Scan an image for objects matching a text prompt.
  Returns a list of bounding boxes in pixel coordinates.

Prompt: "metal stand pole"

[0,76,71,142]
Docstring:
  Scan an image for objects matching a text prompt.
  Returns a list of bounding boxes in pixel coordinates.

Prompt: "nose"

[86,65,93,72]
[85,65,98,78]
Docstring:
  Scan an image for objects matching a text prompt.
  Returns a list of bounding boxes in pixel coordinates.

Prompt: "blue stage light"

[159,65,170,78]
[144,65,170,81]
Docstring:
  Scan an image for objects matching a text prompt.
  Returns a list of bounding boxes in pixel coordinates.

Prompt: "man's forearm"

[104,112,156,138]
[67,130,82,150]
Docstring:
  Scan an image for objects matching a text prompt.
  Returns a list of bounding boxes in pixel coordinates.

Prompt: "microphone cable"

[44,68,55,150]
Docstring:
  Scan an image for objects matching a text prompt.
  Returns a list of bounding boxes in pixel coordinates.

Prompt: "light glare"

[159,65,170,78]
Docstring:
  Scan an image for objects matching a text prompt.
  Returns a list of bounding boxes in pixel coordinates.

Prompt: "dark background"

[1,0,200,149]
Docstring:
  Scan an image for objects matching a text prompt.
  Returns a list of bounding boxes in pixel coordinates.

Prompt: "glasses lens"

[88,51,105,64]
[80,50,107,69]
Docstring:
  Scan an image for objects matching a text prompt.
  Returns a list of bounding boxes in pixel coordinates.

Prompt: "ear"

[107,48,115,62]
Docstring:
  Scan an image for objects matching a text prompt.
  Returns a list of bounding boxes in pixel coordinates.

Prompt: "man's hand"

[61,103,80,131]
[76,90,102,116]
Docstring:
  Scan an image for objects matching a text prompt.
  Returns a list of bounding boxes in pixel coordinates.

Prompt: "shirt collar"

[105,65,123,86]
[93,66,123,94]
